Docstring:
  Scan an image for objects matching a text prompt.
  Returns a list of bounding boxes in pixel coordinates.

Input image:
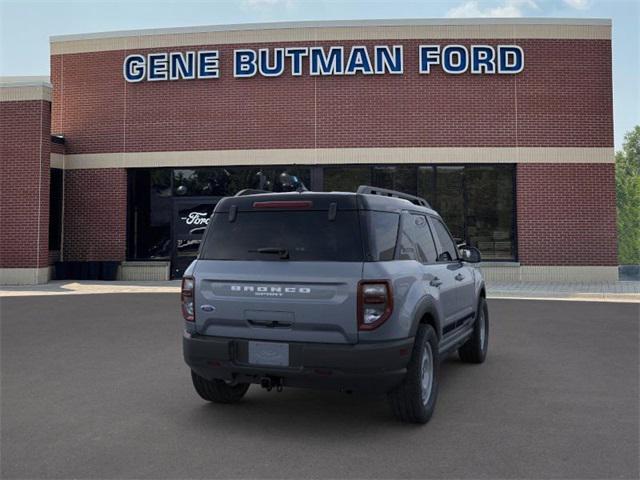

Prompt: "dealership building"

[0,18,617,284]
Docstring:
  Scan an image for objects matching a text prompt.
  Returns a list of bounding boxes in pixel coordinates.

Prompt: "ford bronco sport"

[182,186,488,423]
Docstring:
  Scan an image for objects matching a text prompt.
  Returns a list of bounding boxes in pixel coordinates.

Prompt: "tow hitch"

[260,376,284,392]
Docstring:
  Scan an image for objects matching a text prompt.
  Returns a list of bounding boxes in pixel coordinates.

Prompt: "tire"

[191,370,250,404]
[459,296,489,364]
[387,324,439,424]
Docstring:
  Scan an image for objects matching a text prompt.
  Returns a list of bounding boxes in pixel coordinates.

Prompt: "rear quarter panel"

[360,261,444,342]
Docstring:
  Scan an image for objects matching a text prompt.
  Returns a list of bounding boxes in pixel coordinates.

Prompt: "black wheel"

[191,371,250,403]
[387,324,439,424]
[459,297,489,364]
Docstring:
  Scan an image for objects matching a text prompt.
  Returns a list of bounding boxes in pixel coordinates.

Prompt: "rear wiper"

[248,247,290,260]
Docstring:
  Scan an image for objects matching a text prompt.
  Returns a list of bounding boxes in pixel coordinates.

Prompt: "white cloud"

[562,0,590,10]
[446,0,539,18]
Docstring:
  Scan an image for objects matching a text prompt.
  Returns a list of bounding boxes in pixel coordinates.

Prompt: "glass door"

[171,198,219,279]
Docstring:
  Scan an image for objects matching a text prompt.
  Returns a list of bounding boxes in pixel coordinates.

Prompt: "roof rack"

[356,185,431,208]
[234,189,270,196]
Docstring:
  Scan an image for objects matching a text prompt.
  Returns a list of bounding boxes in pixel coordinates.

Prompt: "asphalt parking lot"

[1,294,638,479]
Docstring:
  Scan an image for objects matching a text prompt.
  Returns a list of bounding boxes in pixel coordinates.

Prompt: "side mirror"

[460,246,482,263]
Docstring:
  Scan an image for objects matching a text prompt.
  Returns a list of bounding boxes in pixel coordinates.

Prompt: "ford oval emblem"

[200,304,215,312]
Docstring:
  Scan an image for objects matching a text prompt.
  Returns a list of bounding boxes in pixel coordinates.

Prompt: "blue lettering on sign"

[375,45,403,74]
[258,48,285,77]
[345,46,373,75]
[123,54,146,82]
[419,45,440,74]
[234,49,257,77]
[310,47,344,75]
[198,51,219,79]
[442,45,468,74]
[122,44,524,82]
[470,45,496,74]
[147,53,169,81]
[285,47,308,76]
[169,52,196,80]
[498,45,524,74]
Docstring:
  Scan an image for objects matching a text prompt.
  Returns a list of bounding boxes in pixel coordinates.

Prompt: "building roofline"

[50,17,611,43]
[0,76,52,88]
[0,76,52,102]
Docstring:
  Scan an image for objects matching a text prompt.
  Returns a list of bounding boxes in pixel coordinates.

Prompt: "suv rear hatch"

[193,194,363,344]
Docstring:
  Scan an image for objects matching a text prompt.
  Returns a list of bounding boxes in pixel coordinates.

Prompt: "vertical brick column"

[516,163,617,276]
[0,79,52,284]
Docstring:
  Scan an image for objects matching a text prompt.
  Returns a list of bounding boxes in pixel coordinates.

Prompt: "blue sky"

[1,0,638,149]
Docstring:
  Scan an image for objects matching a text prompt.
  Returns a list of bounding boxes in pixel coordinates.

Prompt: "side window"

[431,218,458,262]
[397,213,437,263]
[397,217,418,261]
[367,211,400,261]
[413,215,438,263]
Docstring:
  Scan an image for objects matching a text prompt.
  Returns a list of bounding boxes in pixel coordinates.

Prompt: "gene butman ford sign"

[123,44,524,82]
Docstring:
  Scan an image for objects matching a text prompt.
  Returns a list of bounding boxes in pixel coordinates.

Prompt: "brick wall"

[48,34,615,269]
[51,140,65,154]
[517,163,617,266]
[62,168,127,261]
[0,100,50,269]
[51,39,612,154]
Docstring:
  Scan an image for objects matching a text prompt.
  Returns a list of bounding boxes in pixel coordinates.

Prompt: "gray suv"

[182,186,488,423]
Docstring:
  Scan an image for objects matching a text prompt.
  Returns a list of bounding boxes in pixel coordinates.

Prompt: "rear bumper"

[183,333,414,393]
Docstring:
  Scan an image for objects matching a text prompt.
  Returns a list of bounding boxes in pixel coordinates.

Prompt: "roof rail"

[356,185,431,208]
[234,189,270,196]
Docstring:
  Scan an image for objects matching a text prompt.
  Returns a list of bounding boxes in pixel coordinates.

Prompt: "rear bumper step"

[184,333,414,393]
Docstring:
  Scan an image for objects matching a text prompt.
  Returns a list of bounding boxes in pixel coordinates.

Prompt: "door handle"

[430,277,442,287]
[455,273,465,281]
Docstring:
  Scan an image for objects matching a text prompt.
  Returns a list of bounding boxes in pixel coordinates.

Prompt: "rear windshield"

[200,210,364,261]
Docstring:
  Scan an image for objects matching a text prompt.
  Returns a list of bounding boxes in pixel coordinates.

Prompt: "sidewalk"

[1,279,639,303]
[0,280,181,297]
[487,281,640,303]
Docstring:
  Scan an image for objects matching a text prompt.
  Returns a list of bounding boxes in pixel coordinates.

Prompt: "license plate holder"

[248,341,289,367]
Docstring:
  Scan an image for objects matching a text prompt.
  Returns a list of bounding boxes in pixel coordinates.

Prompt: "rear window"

[200,210,364,261]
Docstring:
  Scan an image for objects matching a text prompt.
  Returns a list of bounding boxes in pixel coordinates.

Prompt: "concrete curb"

[1,280,639,303]
[487,293,640,304]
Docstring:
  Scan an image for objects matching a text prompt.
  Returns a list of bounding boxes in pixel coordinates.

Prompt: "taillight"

[181,276,195,322]
[357,280,393,330]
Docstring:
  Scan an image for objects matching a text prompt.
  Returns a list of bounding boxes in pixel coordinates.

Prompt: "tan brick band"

[481,265,618,283]
[56,147,613,170]
[0,85,52,102]
[50,19,611,55]
[50,153,64,169]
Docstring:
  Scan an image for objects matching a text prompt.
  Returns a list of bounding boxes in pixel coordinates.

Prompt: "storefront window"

[433,166,465,243]
[464,165,515,260]
[127,166,311,264]
[127,164,516,265]
[322,164,516,261]
[372,166,417,195]
[173,167,310,196]
[417,166,435,206]
[127,169,172,260]
[323,166,370,192]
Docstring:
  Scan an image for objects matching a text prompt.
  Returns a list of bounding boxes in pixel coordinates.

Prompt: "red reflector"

[253,200,313,209]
